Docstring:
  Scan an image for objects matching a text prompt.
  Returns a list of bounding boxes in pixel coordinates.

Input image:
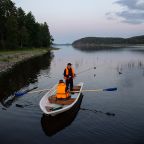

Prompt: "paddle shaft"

[28,88,50,93]
[71,89,103,93]
[15,86,117,96]
[19,88,103,94]
[28,87,117,94]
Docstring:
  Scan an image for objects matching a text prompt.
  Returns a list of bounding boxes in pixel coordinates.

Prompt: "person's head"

[59,79,64,83]
[67,63,72,69]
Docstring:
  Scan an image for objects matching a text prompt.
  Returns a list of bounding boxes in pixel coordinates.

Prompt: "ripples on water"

[0,46,144,144]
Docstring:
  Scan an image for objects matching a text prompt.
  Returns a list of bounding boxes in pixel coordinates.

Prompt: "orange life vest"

[56,83,70,99]
[64,67,75,80]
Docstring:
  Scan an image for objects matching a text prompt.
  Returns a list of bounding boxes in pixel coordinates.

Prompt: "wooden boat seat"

[73,86,81,91]
[48,95,76,105]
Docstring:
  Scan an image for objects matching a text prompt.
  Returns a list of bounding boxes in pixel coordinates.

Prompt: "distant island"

[72,35,144,49]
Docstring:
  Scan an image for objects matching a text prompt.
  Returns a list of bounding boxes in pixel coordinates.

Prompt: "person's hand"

[73,74,76,78]
[67,89,70,93]
[68,76,72,79]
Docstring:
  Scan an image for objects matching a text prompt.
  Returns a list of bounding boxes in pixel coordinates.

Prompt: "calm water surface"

[0,46,144,144]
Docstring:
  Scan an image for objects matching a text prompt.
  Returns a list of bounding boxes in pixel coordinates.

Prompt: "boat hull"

[39,82,84,116]
[41,93,83,136]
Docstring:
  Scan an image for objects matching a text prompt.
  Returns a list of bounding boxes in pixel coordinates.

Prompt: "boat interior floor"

[48,86,81,105]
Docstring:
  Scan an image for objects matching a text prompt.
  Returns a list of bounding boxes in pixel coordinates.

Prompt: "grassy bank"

[0,48,57,73]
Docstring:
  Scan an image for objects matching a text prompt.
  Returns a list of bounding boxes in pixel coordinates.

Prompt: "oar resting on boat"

[39,83,117,116]
[71,87,117,93]
[15,87,117,97]
[14,87,38,96]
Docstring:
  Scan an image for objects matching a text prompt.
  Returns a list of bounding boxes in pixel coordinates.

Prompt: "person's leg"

[66,79,69,90]
[70,78,73,91]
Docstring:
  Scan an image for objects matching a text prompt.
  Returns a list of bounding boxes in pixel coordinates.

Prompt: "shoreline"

[0,48,58,74]
[72,44,144,49]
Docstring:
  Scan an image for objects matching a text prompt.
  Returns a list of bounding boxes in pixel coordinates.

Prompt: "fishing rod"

[76,66,96,76]
[41,66,96,79]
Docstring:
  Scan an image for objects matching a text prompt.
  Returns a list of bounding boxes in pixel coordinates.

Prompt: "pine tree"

[25,12,36,47]
[0,0,53,50]
[0,0,6,49]
[17,7,29,48]
[0,0,18,49]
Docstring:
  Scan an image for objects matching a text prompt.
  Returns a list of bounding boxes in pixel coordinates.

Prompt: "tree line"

[72,35,144,48]
[0,0,53,50]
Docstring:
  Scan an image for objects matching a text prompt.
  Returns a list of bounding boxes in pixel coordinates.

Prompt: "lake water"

[0,46,144,144]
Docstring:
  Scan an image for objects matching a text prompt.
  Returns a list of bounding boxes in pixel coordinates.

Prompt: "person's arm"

[64,69,69,79]
[64,69,66,77]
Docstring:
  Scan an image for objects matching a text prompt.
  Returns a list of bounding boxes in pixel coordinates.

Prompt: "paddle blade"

[15,86,38,97]
[103,88,117,91]
[15,91,28,96]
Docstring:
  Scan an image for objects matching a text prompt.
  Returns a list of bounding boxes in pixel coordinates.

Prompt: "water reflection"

[1,96,17,108]
[41,94,83,137]
[73,45,144,54]
[116,60,144,76]
[72,45,124,53]
[0,45,144,144]
[0,52,54,107]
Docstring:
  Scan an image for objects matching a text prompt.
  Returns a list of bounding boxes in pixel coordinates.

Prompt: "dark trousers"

[66,78,73,91]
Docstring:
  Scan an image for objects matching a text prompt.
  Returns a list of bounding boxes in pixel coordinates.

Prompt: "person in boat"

[64,63,76,91]
[56,79,70,99]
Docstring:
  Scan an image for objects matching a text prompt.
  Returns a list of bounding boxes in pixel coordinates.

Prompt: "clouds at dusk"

[107,0,144,24]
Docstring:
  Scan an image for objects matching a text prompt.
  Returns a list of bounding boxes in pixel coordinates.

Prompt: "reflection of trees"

[130,48,144,54]
[41,94,83,137]
[73,45,144,53]
[72,45,123,53]
[1,96,17,108]
[0,51,54,104]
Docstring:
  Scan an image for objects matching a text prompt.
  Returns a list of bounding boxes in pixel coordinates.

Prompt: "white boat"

[39,82,84,116]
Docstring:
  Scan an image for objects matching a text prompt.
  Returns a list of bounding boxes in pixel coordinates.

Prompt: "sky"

[12,0,144,44]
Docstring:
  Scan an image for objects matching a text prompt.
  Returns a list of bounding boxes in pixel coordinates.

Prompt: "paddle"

[71,87,117,93]
[28,87,117,94]
[15,87,117,97]
[28,88,50,94]
[14,86,38,96]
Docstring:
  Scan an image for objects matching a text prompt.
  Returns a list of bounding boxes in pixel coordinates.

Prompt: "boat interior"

[48,86,81,105]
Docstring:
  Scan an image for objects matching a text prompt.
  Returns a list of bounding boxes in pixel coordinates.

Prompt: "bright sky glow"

[12,0,144,43]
